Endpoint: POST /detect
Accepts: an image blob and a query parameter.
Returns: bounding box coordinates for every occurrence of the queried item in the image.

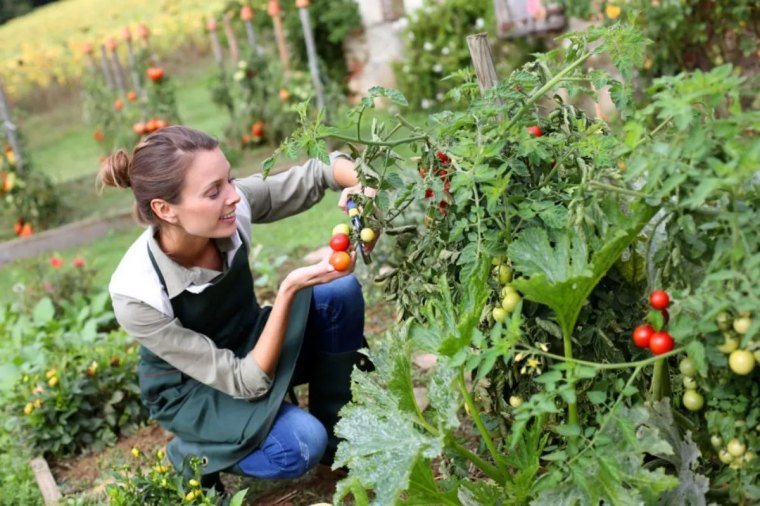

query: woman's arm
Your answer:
[249,253,356,375]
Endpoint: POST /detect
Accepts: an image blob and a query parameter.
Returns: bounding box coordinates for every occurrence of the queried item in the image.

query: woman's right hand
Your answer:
[283,250,357,292]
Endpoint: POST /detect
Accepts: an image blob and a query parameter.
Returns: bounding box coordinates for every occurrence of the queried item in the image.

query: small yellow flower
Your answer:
[188,479,200,488]
[161,478,168,487]
[152,464,170,474]
[605,5,621,19]
[23,403,34,415]
[527,358,541,369]
[514,352,525,363]
[45,368,57,379]
[537,342,549,352]
[131,447,140,458]
[156,449,166,460]
[185,489,201,501]
[47,376,59,388]
[33,399,43,409]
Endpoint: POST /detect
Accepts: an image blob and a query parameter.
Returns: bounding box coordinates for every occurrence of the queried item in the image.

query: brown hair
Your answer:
[98,126,219,226]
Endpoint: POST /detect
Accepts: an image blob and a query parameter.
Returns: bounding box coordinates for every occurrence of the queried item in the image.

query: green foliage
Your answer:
[271,18,759,505]
[393,0,494,111]
[104,454,247,506]
[557,0,759,78]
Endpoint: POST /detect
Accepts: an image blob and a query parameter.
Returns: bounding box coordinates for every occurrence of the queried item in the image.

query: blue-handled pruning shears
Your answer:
[347,198,371,265]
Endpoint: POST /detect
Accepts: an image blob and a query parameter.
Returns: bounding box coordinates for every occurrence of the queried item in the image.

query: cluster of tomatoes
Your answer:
[490,257,522,322]
[678,357,704,411]
[716,310,756,376]
[420,151,452,217]
[631,290,674,355]
[327,219,375,272]
[13,217,33,237]
[132,118,170,136]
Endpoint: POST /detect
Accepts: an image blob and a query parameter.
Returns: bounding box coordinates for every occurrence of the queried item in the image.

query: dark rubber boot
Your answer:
[309,349,360,466]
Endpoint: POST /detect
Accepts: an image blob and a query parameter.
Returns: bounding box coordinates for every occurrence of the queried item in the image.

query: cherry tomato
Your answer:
[679,357,697,377]
[332,223,351,236]
[436,151,450,164]
[501,291,521,313]
[682,376,697,389]
[682,390,704,411]
[733,316,752,335]
[710,434,723,449]
[492,307,507,322]
[719,449,734,464]
[527,125,543,137]
[329,233,350,252]
[649,290,670,310]
[728,350,756,376]
[329,251,351,272]
[649,331,674,355]
[360,228,376,243]
[727,438,746,458]
[498,264,512,285]
[632,325,654,348]
[509,395,523,408]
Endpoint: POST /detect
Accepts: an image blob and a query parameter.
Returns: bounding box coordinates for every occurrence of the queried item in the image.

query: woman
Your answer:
[100,125,375,486]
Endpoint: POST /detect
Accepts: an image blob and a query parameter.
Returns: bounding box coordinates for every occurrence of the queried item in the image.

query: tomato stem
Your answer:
[588,181,648,198]
[322,132,428,147]
[458,369,507,476]
[562,329,580,438]
[516,345,683,370]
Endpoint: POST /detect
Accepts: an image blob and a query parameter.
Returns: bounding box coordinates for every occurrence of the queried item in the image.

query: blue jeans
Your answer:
[237,274,364,479]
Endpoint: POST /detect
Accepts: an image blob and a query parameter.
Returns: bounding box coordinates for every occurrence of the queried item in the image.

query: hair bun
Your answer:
[98,149,132,189]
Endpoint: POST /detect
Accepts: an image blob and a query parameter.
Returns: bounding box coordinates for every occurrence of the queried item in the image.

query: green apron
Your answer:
[138,238,311,475]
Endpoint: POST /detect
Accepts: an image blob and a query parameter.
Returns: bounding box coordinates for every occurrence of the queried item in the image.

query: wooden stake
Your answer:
[466,33,500,94]
[222,12,240,64]
[30,457,61,505]
[0,78,24,175]
[110,48,127,91]
[99,44,115,89]
[268,0,291,75]
[124,38,142,94]
[207,18,224,69]
[297,1,326,113]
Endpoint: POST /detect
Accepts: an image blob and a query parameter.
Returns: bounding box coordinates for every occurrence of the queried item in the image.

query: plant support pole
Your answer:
[297,0,326,115]
[0,79,24,174]
[99,44,115,90]
[222,12,241,64]
[268,0,291,76]
[466,33,503,121]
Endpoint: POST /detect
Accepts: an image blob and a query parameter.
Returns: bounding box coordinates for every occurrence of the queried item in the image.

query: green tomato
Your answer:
[711,434,723,450]
[754,350,760,364]
[682,390,704,411]
[682,376,697,390]
[719,449,734,464]
[728,350,756,376]
[332,223,351,236]
[498,264,513,285]
[733,316,752,335]
[492,307,507,322]
[501,285,517,298]
[509,395,523,408]
[716,311,732,331]
[727,438,746,458]
[679,357,697,377]
[717,335,739,354]
[501,291,521,313]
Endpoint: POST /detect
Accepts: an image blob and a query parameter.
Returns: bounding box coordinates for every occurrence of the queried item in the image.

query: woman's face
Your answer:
[170,148,240,238]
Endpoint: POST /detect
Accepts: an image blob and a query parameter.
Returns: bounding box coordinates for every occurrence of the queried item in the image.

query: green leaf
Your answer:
[510,205,657,339]
[426,362,460,430]
[229,488,248,506]
[400,457,459,505]
[586,390,607,405]
[33,297,55,326]
[555,424,580,437]
[368,86,408,107]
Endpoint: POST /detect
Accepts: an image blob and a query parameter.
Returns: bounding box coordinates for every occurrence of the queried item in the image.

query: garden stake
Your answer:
[241,7,261,55]
[123,35,143,94]
[297,0,326,116]
[206,18,224,70]
[98,44,115,90]
[268,0,291,76]
[222,12,240,64]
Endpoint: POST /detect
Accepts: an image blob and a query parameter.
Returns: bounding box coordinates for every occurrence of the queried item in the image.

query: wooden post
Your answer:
[0,78,24,175]
[207,18,225,69]
[98,44,115,90]
[240,5,261,54]
[123,29,142,94]
[105,38,126,91]
[268,0,291,75]
[296,0,326,113]
[222,12,241,64]
[466,33,500,95]
[30,457,61,505]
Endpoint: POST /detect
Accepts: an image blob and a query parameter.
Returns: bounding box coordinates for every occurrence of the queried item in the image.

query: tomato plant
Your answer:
[267,20,759,506]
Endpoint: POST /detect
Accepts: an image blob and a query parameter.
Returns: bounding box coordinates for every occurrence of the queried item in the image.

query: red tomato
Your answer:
[436,151,450,164]
[649,290,670,310]
[146,67,165,82]
[632,324,654,348]
[329,233,350,252]
[649,331,674,355]
[527,125,543,137]
[329,251,351,271]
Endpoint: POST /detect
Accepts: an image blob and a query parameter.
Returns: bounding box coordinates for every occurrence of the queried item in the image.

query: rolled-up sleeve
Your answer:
[112,293,272,400]
[235,152,348,223]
